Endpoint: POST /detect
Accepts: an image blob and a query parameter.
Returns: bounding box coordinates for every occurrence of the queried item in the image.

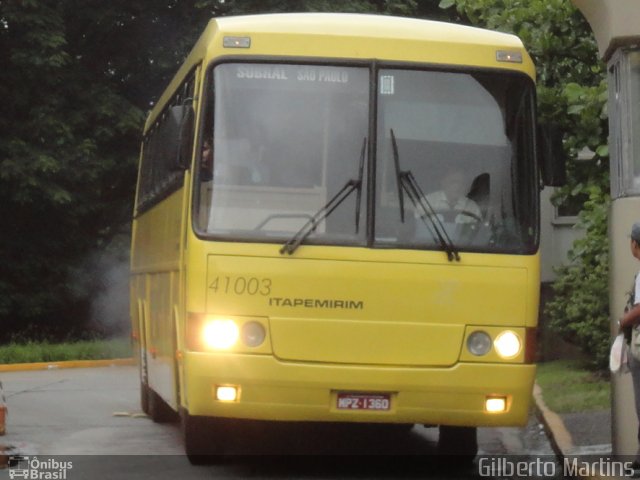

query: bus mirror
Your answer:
[170,104,194,171]
[539,125,566,187]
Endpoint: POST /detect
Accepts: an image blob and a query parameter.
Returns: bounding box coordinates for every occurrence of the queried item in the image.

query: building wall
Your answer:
[539,187,585,283]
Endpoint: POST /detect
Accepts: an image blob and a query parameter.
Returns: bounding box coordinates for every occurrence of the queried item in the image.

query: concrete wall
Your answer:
[539,187,585,283]
[573,0,640,61]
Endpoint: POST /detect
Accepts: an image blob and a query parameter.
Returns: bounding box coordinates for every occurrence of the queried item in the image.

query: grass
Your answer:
[0,337,132,364]
[536,359,610,413]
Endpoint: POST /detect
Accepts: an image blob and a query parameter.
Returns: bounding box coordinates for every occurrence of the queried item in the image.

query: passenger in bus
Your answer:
[200,137,213,181]
[210,138,269,186]
[424,168,482,224]
[618,221,640,471]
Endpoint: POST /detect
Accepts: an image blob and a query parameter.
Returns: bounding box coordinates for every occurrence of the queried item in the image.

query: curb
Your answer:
[533,382,615,480]
[0,358,135,372]
[532,382,574,461]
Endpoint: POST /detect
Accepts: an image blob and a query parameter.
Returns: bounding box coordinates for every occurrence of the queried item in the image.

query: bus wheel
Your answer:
[181,409,226,464]
[437,425,477,461]
[148,389,178,423]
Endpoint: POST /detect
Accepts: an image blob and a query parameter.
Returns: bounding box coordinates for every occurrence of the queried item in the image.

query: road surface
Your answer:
[0,365,559,479]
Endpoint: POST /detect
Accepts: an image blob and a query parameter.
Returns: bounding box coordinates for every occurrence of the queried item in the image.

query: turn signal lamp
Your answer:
[241,321,266,348]
[467,331,492,356]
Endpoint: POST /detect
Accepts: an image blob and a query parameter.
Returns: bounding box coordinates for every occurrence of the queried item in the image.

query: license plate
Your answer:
[336,392,391,411]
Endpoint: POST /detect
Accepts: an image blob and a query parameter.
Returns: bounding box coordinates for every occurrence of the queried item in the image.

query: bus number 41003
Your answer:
[209,276,272,296]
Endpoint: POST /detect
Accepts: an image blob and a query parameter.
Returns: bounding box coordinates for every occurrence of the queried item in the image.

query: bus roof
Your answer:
[214,13,520,44]
[146,13,534,130]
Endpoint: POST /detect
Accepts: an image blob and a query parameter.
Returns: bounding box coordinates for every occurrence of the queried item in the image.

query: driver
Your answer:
[424,168,481,224]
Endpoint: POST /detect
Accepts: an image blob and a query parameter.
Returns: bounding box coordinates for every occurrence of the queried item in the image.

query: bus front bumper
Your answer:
[183,352,535,427]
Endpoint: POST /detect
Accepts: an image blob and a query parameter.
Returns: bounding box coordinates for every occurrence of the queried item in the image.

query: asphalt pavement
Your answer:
[533,381,621,480]
[0,363,562,479]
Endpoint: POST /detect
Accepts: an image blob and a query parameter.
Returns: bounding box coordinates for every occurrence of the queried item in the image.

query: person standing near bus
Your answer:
[619,221,640,471]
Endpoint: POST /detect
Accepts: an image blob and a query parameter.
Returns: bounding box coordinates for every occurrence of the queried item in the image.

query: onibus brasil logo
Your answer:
[8,456,73,479]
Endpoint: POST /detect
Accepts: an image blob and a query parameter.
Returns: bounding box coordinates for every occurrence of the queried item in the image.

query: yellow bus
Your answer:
[130,13,562,460]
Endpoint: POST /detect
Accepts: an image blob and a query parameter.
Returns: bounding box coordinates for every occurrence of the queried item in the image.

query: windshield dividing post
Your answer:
[355,137,367,234]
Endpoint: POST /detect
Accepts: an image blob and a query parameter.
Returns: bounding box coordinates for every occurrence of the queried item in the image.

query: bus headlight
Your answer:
[241,321,266,347]
[203,319,239,350]
[467,331,492,356]
[494,330,521,359]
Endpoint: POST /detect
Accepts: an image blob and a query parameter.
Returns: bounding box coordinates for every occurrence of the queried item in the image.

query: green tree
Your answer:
[439,0,610,368]
[0,0,144,339]
[208,0,416,15]
[545,82,609,370]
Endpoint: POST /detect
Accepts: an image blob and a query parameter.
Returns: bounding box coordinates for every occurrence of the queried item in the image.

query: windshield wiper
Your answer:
[390,129,460,262]
[280,138,367,255]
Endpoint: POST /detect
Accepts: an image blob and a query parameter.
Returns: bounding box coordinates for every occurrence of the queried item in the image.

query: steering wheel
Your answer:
[455,209,483,223]
[432,209,482,223]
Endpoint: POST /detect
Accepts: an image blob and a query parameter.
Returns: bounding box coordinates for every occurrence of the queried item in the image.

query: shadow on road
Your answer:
[218,421,432,455]
[183,422,477,478]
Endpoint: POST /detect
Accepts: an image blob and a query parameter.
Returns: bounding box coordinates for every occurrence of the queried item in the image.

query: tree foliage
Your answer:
[0,1,143,338]
[0,0,450,340]
[440,0,610,368]
[0,0,231,339]
[545,80,610,370]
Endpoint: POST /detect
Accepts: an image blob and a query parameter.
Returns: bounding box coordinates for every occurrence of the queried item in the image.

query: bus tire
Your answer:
[437,425,477,461]
[181,409,226,464]
[148,388,178,423]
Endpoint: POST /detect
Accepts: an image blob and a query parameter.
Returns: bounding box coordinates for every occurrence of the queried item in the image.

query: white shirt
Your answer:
[423,190,482,224]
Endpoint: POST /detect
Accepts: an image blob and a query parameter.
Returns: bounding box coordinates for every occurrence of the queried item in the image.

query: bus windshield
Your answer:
[196,63,369,246]
[195,63,538,255]
[376,69,538,254]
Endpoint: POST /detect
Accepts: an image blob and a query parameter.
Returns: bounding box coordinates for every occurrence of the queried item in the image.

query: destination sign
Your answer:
[235,65,350,84]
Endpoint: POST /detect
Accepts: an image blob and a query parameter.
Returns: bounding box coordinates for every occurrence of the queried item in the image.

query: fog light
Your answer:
[203,319,239,350]
[467,331,492,356]
[241,321,266,347]
[494,331,521,359]
[485,396,507,413]
[216,386,238,402]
